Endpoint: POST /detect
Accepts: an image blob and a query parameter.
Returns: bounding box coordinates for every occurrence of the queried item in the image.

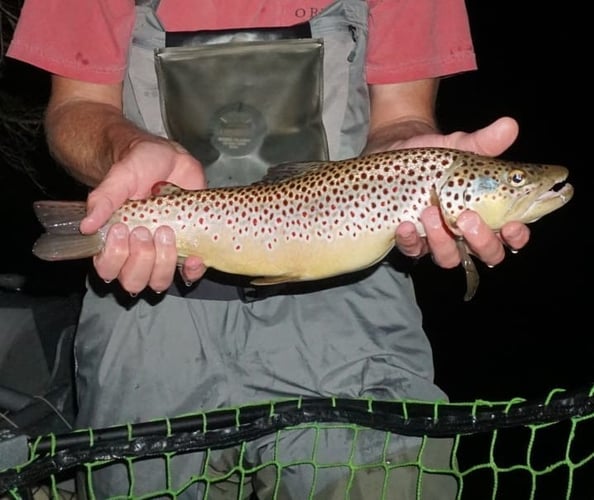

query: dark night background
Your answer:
[2,2,588,401]
[0,1,592,496]
[0,3,590,398]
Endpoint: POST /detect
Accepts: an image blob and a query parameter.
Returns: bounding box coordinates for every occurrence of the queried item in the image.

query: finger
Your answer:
[395,221,427,258]
[421,207,460,268]
[118,226,155,294]
[149,226,178,292]
[93,223,130,282]
[456,211,506,267]
[499,221,530,252]
[180,255,207,285]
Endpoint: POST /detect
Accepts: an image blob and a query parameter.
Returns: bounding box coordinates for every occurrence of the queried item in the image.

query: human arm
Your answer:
[363,80,530,269]
[45,76,208,293]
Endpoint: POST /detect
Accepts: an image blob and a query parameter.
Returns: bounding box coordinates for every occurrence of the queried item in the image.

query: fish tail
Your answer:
[32,201,103,261]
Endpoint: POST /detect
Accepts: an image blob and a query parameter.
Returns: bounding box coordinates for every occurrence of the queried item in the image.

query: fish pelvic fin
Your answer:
[250,274,301,285]
[32,201,103,261]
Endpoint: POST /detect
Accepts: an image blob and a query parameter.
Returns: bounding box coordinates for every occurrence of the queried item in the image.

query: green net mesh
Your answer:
[2,385,593,499]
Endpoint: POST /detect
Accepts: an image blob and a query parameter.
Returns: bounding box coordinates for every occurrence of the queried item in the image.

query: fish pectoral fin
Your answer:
[456,238,480,302]
[250,274,302,286]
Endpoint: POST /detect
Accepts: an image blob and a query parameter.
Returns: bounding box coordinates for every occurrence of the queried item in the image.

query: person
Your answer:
[8,0,530,498]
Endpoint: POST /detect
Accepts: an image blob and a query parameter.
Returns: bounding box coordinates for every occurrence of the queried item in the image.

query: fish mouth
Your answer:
[516,172,574,223]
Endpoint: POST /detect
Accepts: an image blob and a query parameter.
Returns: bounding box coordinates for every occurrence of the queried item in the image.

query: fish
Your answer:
[31,147,574,300]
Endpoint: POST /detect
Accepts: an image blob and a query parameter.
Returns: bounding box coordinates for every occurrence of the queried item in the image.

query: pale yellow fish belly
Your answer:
[176,228,397,283]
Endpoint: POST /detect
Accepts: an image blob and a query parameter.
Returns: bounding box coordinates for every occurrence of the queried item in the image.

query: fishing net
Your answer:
[1,385,593,499]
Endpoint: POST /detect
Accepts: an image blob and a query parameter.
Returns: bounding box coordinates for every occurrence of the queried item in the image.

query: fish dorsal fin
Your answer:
[151,181,184,197]
[257,160,326,184]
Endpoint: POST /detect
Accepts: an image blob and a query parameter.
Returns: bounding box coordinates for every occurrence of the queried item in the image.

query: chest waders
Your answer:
[74,3,454,498]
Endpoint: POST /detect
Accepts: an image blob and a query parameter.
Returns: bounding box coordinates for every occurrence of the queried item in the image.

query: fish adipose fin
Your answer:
[32,201,102,261]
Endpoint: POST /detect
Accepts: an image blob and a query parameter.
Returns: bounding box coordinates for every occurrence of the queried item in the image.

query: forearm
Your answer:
[45,100,158,187]
[363,79,440,154]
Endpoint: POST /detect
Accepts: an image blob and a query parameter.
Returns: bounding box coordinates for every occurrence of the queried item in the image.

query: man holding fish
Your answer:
[8,0,532,497]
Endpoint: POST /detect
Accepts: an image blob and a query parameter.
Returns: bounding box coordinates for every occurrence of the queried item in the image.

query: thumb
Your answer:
[80,193,120,234]
[452,116,520,157]
[79,170,135,234]
[166,154,207,191]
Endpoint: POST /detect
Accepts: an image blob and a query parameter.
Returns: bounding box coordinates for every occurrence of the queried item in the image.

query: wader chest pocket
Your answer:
[155,32,328,188]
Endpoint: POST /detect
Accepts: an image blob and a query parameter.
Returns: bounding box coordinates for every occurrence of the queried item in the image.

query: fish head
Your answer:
[436,154,574,232]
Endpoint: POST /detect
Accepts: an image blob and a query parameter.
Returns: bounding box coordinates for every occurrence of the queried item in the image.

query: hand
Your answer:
[392,116,530,268]
[81,139,208,293]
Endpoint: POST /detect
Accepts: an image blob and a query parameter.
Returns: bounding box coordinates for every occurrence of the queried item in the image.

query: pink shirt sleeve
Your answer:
[7,0,135,84]
[7,0,476,85]
[366,0,477,84]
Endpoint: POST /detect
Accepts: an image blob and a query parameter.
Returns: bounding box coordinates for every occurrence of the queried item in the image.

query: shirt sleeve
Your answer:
[7,0,476,85]
[6,0,135,84]
[366,0,477,84]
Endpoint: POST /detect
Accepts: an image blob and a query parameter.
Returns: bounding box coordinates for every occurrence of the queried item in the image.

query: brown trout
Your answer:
[32,148,573,299]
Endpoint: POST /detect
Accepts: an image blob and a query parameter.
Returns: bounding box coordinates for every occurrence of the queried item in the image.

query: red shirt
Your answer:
[8,0,476,85]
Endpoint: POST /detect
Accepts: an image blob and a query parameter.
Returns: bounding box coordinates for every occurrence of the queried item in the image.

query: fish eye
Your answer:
[507,169,526,186]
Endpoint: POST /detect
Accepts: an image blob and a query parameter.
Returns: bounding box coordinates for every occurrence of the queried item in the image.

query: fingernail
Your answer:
[424,210,442,230]
[457,212,480,236]
[159,230,174,245]
[129,292,137,298]
[104,279,112,284]
[505,225,523,241]
[112,225,127,239]
[399,227,415,240]
[186,263,200,272]
[510,248,519,255]
[134,228,151,241]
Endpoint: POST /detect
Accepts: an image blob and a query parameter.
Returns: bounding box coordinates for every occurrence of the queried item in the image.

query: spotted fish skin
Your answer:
[32,148,573,285]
